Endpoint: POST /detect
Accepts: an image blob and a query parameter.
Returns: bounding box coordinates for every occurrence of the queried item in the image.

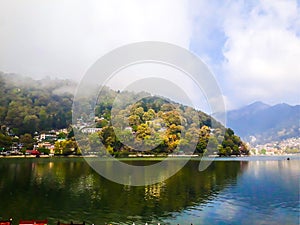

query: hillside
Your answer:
[0,71,75,135]
[226,101,300,144]
[0,72,248,156]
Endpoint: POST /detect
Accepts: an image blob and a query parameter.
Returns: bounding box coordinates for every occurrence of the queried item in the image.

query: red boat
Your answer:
[0,219,12,225]
[19,220,47,225]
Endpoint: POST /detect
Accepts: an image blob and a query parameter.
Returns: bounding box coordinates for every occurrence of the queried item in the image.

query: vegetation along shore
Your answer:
[1,72,249,157]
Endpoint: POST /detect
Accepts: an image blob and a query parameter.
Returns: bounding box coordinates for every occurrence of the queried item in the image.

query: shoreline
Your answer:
[0,153,299,161]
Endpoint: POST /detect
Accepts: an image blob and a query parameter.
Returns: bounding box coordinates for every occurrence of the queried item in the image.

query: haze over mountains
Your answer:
[226,101,300,144]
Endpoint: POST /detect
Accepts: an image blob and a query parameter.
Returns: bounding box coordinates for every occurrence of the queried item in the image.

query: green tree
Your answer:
[54,139,78,155]
[23,115,39,135]
[88,132,101,152]
[20,133,35,149]
[128,115,141,130]
[260,149,266,154]
[0,133,12,150]
[142,109,156,121]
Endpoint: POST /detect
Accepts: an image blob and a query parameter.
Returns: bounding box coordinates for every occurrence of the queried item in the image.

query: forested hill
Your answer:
[0,72,75,135]
[0,72,249,156]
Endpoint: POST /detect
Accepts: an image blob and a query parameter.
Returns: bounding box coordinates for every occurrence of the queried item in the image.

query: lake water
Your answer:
[0,156,299,225]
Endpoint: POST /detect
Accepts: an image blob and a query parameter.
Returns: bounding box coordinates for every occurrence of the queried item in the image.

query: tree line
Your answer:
[77,95,249,156]
[0,72,249,156]
[0,72,73,135]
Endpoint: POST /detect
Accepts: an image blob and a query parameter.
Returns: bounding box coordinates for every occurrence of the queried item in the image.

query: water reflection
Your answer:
[1,158,283,224]
[164,159,300,225]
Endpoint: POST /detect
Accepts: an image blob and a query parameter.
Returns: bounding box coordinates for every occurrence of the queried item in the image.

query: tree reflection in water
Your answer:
[0,158,248,224]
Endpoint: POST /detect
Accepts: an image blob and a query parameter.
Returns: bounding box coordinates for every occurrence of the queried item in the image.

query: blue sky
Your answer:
[188,0,300,109]
[0,0,299,110]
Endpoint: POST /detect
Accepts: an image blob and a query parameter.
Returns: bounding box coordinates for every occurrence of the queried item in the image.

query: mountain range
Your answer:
[225,101,300,144]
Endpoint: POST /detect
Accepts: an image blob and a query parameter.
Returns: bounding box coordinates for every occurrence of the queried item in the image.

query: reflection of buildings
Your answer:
[239,161,249,173]
[29,161,102,199]
[144,182,166,200]
[248,160,300,179]
[30,161,67,188]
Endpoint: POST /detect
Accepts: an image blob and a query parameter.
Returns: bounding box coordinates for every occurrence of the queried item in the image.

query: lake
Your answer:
[0,156,299,225]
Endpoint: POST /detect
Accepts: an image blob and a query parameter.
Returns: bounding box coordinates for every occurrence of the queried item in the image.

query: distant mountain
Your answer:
[225,101,300,144]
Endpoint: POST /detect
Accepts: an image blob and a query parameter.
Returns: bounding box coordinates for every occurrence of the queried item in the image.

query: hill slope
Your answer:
[226,101,300,144]
[0,72,249,156]
[0,72,75,135]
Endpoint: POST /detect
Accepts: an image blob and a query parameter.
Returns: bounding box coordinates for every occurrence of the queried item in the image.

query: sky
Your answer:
[0,0,299,110]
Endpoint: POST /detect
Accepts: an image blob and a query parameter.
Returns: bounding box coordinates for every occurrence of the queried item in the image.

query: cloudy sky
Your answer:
[0,0,299,110]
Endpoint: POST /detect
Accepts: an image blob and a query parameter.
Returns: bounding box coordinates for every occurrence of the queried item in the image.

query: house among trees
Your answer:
[39,132,57,142]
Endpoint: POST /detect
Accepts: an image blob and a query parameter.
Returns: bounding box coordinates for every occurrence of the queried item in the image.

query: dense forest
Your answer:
[0,72,249,156]
[0,72,74,135]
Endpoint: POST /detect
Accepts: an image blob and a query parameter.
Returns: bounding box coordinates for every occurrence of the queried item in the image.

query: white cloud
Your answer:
[221,0,300,107]
[1,0,299,108]
[0,0,192,80]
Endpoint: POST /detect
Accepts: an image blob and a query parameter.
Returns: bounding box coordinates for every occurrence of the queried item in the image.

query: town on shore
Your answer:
[1,127,299,158]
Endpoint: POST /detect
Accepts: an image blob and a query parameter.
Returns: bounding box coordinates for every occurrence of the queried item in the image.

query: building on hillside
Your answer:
[81,127,102,134]
[39,133,57,142]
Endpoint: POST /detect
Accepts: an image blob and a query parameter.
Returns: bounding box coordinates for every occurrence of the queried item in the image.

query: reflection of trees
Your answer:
[0,159,248,224]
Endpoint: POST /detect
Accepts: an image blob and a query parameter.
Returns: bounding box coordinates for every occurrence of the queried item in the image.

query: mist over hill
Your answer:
[0,72,76,135]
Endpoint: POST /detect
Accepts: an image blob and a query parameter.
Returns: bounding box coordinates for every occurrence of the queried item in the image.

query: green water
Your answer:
[0,157,299,224]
